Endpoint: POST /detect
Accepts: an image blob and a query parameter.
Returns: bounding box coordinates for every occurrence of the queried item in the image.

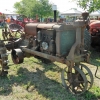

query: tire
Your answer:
[84,29,91,51]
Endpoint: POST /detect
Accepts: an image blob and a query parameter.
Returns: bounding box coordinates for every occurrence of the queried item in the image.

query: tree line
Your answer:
[14,0,100,20]
[14,0,55,20]
[72,0,100,12]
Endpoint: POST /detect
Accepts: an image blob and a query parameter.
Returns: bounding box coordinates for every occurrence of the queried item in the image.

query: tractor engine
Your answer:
[37,29,56,55]
[24,23,76,57]
[23,23,56,55]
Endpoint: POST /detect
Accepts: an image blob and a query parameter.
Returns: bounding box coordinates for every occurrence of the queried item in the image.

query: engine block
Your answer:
[38,29,56,55]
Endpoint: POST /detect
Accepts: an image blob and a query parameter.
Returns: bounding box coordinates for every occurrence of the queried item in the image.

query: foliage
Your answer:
[14,0,54,19]
[71,0,100,12]
[14,0,36,17]
[33,0,53,19]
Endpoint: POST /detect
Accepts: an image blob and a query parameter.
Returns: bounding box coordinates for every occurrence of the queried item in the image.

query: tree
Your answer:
[14,0,54,20]
[72,0,100,12]
[14,0,37,17]
[33,0,53,20]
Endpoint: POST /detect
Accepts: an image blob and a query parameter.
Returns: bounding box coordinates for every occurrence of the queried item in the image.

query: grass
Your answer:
[0,28,100,100]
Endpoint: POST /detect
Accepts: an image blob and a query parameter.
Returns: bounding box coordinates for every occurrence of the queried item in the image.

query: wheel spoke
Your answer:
[85,73,89,75]
[80,83,85,88]
[88,81,91,84]
[79,64,94,90]
[78,85,84,91]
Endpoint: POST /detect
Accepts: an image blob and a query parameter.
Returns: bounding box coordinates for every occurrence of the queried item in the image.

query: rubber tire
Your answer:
[84,29,91,51]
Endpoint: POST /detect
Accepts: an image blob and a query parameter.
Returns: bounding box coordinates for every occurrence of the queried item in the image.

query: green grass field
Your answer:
[0,28,100,100]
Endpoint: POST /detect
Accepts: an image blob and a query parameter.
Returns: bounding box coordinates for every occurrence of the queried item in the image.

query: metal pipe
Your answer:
[54,10,56,22]
[21,47,65,64]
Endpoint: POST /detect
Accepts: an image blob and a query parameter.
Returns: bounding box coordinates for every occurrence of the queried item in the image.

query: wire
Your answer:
[95,66,100,79]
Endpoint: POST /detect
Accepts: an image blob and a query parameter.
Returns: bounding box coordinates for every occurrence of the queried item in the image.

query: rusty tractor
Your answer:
[0,12,94,95]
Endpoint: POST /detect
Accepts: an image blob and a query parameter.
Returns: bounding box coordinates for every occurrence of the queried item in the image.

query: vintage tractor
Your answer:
[0,12,93,95]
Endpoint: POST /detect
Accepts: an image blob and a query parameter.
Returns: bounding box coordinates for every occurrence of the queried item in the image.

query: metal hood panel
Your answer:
[24,23,39,36]
[37,23,56,29]
[53,23,75,31]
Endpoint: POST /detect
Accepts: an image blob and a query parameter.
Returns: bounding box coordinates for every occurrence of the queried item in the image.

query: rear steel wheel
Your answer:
[0,59,8,76]
[61,66,88,95]
[79,64,93,90]
[0,43,9,76]
[11,49,24,64]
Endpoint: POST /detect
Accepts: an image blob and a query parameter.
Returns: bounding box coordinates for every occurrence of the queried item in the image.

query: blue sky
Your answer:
[0,0,82,13]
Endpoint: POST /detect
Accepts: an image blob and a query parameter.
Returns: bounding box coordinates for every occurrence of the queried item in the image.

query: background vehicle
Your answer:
[89,20,100,48]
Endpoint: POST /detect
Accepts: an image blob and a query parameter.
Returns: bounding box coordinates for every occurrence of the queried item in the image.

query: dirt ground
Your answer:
[85,63,100,87]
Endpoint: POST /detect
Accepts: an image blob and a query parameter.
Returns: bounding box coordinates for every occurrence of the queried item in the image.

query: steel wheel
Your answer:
[0,59,8,76]
[79,64,93,90]
[61,66,88,95]
[0,40,9,76]
[11,49,24,64]
[0,47,9,76]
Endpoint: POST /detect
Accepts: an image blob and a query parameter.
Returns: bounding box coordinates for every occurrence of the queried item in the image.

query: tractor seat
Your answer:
[8,23,24,32]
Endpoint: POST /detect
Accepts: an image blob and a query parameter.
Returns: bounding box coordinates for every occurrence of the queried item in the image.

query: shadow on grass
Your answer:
[0,62,98,100]
[31,60,62,73]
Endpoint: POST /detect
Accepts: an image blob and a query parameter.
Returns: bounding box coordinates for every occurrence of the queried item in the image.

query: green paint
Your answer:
[60,30,76,56]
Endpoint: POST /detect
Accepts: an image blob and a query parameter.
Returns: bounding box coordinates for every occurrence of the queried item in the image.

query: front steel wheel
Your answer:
[79,64,93,90]
[61,66,88,95]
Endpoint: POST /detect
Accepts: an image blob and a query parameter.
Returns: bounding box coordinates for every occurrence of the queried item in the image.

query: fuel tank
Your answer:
[24,23,39,36]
